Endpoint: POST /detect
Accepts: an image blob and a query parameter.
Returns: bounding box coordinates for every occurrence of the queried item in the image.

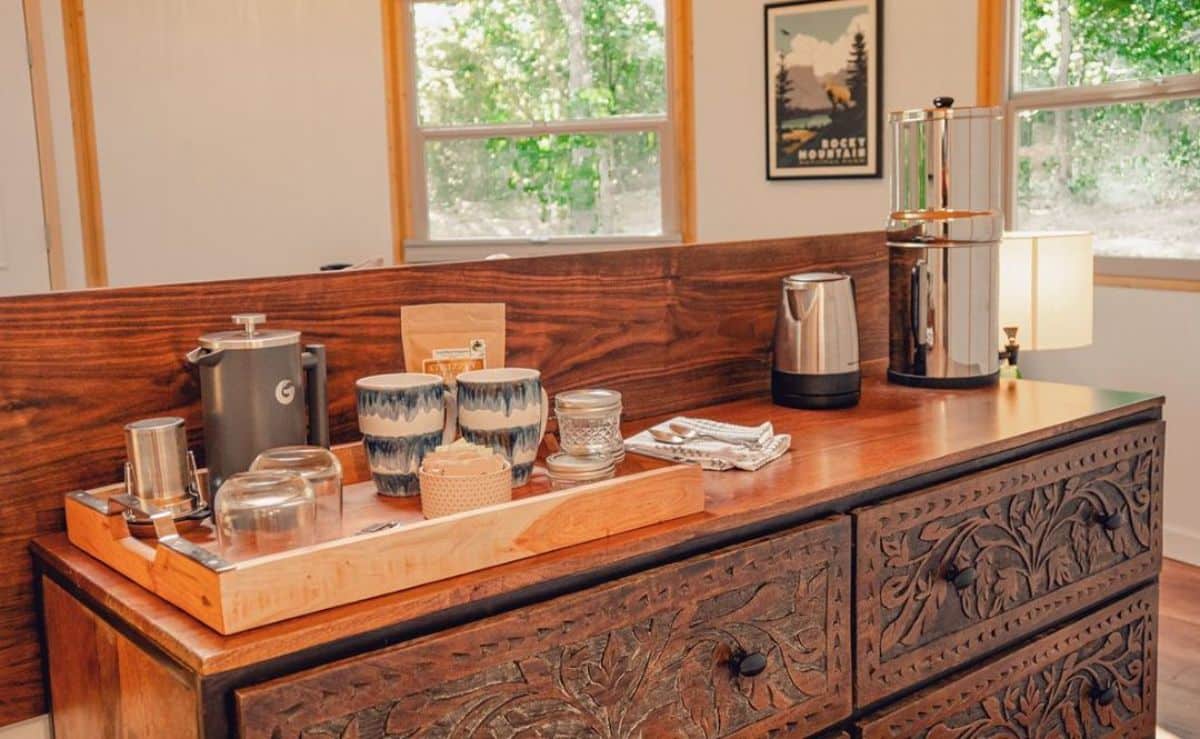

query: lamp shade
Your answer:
[998,231,1094,351]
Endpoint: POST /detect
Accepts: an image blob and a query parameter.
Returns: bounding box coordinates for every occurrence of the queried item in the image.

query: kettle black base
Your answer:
[771,369,861,410]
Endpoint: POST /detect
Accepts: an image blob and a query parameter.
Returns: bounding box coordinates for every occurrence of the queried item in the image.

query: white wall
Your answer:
[0,716,49,739]
[61,0,393,287]
[0,0,52,296]
[692,0,977,241]
[37,0,86,289]
[41,0,977,284]
[1021,287,1200,565]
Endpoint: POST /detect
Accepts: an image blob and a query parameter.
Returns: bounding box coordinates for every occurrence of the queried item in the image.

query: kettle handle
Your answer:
[302,344,331,447]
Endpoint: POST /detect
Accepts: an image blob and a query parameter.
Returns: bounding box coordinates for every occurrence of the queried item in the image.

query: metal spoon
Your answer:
[667,421,762,447]
[649,426,756,448]
[648,427,690,445]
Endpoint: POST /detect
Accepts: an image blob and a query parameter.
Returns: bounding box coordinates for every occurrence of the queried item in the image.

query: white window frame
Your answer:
[1001,1,1200,280]
[402,0,681,262]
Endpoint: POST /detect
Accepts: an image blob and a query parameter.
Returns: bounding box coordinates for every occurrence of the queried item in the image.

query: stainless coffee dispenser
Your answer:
[887,97,1003,388]
[772,273,860,409]
[187,314,329,495]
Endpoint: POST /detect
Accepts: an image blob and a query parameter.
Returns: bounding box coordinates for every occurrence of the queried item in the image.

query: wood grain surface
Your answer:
[1159,558,1200,738]
[42,577,199,739]
[30,368,1161,681]
[0,234,886,722]
[854,421,1164,705]
[857,584,1158,738]
[234,518,852,738]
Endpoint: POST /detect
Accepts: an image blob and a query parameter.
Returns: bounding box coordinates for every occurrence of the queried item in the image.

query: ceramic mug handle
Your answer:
[441,384,458,446]
[537,386,549,450]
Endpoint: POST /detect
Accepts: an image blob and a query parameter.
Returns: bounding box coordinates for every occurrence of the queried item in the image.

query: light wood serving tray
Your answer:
[64,441,705,635]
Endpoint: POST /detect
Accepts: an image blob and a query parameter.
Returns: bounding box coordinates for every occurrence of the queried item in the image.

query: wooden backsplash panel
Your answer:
[0,232,885,724]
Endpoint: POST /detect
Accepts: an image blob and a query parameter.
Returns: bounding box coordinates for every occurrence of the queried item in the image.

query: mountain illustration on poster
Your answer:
[764,0,881,180]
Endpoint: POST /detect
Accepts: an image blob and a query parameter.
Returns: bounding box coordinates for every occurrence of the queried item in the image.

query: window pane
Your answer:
[413,0,666,126]
[425,131,662,239]
[1019,0,1200,90]
[1015,98,1200,259]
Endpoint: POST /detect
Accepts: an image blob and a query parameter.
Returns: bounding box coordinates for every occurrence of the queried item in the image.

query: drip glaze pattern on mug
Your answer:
[510,462,535,486]
[372,471,420,497]
[459,424,543,458]
[362,431,443,473]
[357,384,444,424]
[458,379,542,415]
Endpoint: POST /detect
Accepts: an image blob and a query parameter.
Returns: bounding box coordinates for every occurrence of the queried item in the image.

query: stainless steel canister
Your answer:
[887,97,1003,388]
[123,416,204,518]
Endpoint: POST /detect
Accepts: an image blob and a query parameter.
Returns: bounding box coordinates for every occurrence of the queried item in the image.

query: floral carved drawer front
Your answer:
[237,517,852,739]
[854,422,1163,706]
[858,585,1158,738]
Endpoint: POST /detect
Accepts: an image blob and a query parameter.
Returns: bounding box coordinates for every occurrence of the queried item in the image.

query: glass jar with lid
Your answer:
[554,389,624,463]
[544,452,616,490]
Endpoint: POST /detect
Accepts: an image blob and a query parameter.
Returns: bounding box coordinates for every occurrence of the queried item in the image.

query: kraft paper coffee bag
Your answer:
[401,303,506,384]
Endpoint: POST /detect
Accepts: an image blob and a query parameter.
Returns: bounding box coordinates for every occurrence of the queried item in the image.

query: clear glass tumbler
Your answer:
[250,446,343,541]
[214,471,316,558]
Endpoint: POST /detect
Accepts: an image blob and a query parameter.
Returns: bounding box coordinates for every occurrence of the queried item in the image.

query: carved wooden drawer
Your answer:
[857,584,1158,738]
[854,422,1163,705]
[236,517,852,738]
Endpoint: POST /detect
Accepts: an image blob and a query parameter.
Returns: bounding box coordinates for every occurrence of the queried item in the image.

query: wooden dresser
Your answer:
[33,368,1164,738]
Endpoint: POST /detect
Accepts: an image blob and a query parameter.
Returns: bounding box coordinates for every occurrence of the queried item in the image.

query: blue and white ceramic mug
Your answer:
[356,373,455,497]
[455,368,548,487]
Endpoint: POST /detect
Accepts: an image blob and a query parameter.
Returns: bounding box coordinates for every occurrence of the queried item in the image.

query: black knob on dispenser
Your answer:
[933,96,955,108]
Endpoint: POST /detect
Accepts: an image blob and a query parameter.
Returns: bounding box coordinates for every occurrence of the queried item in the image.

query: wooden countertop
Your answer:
[32,363,1162,676]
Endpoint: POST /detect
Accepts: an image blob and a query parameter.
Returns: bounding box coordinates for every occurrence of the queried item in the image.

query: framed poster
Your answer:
[764,0,882,180]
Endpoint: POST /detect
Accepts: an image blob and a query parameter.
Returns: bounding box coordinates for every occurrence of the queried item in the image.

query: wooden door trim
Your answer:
[21,0,67,289]
[380,0,411,265]
[669,0,696,243]
[976,0,1005,106]
[60,0,107,287]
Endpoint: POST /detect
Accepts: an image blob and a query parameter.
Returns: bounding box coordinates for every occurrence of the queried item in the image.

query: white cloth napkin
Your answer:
[624,416,791,471]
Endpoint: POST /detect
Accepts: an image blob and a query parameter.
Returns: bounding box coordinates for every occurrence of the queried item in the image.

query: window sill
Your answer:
[1095,256,1200,292]
[404,236,682,264]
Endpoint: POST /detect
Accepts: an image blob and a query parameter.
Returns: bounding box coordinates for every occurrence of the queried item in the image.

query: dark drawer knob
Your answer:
[1093,682,1118,706]
[729,650,767,678]
[946,564,977,590]
[1099,509,1125,531]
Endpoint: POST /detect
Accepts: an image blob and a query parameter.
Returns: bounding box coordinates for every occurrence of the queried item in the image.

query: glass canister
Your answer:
[214,470,316,558]
[554,389,624,463]
[544,452,616,490]
[250,445,343,541]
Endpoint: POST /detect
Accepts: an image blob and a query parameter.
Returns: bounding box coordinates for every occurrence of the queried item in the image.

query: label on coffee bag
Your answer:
[422,340,487,383]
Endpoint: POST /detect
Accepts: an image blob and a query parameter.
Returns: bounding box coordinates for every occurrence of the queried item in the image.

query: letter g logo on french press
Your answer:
[275,379,297,405]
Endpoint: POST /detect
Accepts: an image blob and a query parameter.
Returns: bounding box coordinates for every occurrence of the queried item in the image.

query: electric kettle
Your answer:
[187,313,329,495]
[772,273,860,409]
